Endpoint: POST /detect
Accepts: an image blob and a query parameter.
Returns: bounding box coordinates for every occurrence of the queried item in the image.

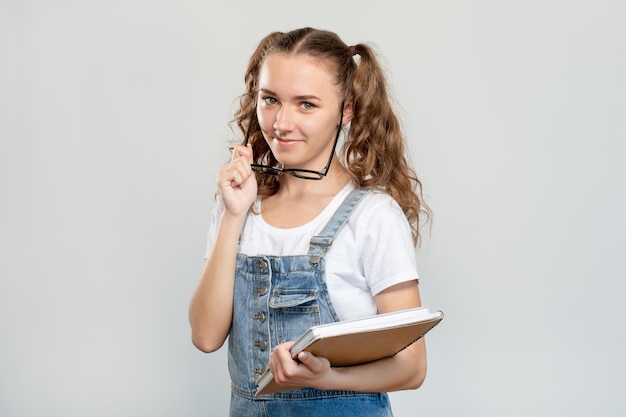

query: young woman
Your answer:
[189,27,431,416]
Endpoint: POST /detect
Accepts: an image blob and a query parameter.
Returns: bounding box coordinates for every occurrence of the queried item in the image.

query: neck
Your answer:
[277,157,352,197]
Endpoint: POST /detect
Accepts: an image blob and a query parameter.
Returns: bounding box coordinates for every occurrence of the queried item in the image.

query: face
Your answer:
[256,54,349,172]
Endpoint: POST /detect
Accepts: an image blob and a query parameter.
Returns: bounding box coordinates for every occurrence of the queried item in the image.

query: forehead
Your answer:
[258,54,341,98]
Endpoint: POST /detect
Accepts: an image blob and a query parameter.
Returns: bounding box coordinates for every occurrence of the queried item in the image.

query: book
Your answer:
[255,306,444,396]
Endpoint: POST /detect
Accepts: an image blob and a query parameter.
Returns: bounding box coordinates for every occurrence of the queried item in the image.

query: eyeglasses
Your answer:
[243,103,345,180]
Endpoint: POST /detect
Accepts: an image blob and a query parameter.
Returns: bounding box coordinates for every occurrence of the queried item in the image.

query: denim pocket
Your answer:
[269,289,321,343]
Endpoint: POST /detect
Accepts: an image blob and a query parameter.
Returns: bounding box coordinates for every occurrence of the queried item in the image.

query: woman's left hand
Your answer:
[269,342,333,390]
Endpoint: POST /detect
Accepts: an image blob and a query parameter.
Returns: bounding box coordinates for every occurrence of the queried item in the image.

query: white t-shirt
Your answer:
[205,182,419,321]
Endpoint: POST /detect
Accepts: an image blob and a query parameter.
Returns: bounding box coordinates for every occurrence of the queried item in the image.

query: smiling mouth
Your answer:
[274,138,301,146]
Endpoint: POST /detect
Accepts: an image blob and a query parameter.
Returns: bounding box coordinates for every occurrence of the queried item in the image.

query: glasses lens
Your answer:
[251,165,325,180]
[288,170,324,180]
[251,165,282,176]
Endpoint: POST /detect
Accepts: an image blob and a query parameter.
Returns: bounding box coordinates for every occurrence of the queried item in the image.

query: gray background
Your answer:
[2,0,625,416]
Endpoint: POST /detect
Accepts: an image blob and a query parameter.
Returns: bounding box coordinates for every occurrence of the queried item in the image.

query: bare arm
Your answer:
[189,145,257,353]
[269,280,428,391]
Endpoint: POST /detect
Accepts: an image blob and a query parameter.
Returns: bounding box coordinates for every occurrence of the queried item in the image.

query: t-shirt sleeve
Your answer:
[358,194,420,295]
[204,195,224,260]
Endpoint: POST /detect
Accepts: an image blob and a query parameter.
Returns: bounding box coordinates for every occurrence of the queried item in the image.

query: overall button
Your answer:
[255,259,268,270]
[256,286,268,296]
[253,312,267,322]
[254,340,268,351]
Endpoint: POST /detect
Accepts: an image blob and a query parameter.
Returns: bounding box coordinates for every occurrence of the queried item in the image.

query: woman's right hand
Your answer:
[217,144,257,216]
[191,144,256,353]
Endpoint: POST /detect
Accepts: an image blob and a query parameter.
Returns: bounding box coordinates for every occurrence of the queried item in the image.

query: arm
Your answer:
[189,145,257,353]
[269,280,428,392]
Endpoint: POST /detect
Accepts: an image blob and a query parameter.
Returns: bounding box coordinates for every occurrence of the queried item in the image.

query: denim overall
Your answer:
[228,188,393,417]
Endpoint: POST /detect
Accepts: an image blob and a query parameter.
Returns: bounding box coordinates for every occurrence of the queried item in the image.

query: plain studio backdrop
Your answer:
[1,1,625,416]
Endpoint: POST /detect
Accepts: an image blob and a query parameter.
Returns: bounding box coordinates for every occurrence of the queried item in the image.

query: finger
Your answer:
[231,144,253,162]
[282,341,296,350]
[218,162,249,188]
[296,351,328,374]
[229,170,244,187]
[272,344,295,368]
[270,345,298,382]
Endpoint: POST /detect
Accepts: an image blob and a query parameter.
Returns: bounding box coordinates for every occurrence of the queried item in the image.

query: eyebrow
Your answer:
[258,88,321,102]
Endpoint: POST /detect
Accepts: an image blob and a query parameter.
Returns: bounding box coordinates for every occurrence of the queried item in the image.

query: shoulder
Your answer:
[342,187,413,248]
[352,188,414,251]
[354,188,407,223]
[331,188,418,296]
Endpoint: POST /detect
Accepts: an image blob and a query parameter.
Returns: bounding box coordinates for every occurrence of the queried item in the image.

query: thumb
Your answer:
[230,144,254,163]
[246,144,254,163]
[297,351,328,374]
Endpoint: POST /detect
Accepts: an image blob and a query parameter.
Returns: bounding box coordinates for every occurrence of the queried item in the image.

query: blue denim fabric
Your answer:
[227,188,394,416]
[230,390,393,417]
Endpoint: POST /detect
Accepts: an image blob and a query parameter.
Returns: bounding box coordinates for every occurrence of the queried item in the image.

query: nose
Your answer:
[272,106,295,136]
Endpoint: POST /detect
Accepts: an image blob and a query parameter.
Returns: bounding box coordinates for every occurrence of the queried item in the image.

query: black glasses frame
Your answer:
[243,103,345,180]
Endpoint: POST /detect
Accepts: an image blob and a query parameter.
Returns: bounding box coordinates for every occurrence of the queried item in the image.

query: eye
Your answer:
[300,102,315,110]
[262,96,278,106]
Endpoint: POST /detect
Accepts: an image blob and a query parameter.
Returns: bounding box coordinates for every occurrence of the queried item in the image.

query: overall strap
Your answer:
[307,188,371,265]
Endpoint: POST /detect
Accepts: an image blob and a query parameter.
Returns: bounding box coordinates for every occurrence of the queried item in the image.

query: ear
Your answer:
[342,97,354,125]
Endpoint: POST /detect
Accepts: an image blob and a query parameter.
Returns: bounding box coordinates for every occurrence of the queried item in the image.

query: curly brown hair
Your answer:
[231,27,431,245]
